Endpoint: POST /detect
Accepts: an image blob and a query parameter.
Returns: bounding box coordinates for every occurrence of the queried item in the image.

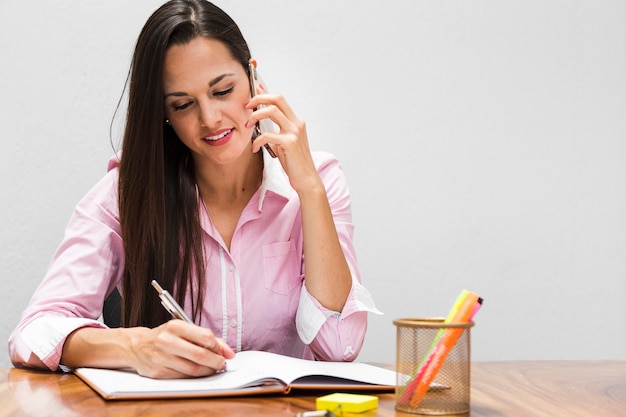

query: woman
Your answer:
[9,0,379,379]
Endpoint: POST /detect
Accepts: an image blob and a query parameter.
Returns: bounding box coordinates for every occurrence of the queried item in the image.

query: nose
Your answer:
[198,98,221,128]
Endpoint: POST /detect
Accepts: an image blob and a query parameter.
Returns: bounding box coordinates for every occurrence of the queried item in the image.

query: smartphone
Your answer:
[248,62,277,158]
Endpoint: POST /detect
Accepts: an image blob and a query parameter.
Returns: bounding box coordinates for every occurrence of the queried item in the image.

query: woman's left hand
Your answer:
[245,87,321,195]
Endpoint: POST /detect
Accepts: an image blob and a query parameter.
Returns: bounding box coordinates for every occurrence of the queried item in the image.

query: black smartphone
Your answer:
[248,61,277,158]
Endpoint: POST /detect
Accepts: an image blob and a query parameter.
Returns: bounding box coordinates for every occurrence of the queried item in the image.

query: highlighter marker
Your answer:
[409,292,480,407]
[398,292,482,406]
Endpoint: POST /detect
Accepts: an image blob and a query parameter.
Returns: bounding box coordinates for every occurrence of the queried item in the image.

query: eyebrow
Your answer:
[164,73,236,98]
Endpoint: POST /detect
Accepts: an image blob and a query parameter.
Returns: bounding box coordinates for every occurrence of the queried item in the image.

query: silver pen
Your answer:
[151,280,192,323]
[151,280,229,373]
[295,411,335,417]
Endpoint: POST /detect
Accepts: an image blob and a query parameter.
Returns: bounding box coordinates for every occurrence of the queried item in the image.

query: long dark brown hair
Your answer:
[118,0,252,328]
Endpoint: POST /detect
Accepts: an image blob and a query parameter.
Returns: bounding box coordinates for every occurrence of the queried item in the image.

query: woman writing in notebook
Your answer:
[9,0,379,379]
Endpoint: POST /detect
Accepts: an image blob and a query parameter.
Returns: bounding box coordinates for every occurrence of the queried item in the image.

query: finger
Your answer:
[161,322,232,374]
[246,104,292,133]
[134,339,220,379]
[251,131,294,155]
[215,338,236,358]
[142,355,218,379]
[169,338,235,377]
[164,320,217,350]
[246,93,298,121]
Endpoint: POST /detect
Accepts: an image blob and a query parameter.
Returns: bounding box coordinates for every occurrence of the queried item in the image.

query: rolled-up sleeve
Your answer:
[296,282,382,361]
[8,166,124,371]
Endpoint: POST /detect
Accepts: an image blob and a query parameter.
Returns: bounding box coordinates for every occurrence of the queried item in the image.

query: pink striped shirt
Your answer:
[8,150,380,371]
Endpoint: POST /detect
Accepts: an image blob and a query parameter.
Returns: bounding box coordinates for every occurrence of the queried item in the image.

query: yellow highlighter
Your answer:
[316,393,379,414]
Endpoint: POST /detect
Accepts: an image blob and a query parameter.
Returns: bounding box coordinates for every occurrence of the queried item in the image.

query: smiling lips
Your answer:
[203,128,233,146]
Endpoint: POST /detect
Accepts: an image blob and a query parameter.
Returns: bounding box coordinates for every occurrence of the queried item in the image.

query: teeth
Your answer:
[205,129,231,141]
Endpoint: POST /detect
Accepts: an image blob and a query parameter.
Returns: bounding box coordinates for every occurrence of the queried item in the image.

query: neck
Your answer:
[195,151,263,204]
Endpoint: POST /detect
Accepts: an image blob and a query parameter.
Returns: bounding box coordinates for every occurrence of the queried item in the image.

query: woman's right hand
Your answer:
[61,322,235,379]
[130,320,235,379]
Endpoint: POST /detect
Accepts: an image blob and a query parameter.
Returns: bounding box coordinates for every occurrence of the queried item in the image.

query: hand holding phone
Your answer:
[248,60,277,158]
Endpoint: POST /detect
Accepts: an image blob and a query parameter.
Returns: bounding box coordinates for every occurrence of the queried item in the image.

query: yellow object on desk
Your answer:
[316,393,378,413]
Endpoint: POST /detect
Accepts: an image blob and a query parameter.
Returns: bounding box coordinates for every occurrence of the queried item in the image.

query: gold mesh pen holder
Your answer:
[394,318,473,415]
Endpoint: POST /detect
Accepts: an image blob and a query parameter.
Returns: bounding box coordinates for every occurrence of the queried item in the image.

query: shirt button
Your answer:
[228,264,235,272]
[230,319,238,327]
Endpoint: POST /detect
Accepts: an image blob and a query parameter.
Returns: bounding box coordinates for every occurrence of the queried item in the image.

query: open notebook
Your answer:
[74,350,397,400]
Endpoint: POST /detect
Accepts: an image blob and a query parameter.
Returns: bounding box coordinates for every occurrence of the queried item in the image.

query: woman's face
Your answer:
[162,36,254,166]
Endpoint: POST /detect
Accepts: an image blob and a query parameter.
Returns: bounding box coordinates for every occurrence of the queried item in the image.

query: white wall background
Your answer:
[1,1,625,367]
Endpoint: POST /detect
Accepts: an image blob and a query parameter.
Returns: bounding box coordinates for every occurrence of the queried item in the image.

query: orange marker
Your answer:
[409,292,480,407]
[398,290,470,404]
[397,291,482,406]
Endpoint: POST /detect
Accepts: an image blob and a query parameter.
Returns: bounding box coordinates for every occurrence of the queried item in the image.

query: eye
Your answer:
[173,101,193,111]
[214,87,234,97]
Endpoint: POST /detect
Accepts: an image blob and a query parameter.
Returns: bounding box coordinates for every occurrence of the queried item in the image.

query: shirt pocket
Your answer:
[262,240,301,295]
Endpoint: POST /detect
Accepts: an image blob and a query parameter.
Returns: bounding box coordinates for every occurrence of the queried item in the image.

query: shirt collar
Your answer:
[258,147,292,210]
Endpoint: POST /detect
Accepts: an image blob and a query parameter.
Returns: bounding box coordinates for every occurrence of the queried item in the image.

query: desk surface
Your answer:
[1,360,625,417]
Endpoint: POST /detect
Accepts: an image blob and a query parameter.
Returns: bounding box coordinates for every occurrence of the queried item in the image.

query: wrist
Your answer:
[295,176,326,202]
[126,326,151,369]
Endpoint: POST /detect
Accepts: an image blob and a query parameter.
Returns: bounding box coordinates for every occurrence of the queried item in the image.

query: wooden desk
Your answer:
[1,361,625,417]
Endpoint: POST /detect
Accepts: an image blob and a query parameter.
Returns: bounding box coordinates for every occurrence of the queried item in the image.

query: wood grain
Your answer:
[1,361,625,417]
[471,361,626,417]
